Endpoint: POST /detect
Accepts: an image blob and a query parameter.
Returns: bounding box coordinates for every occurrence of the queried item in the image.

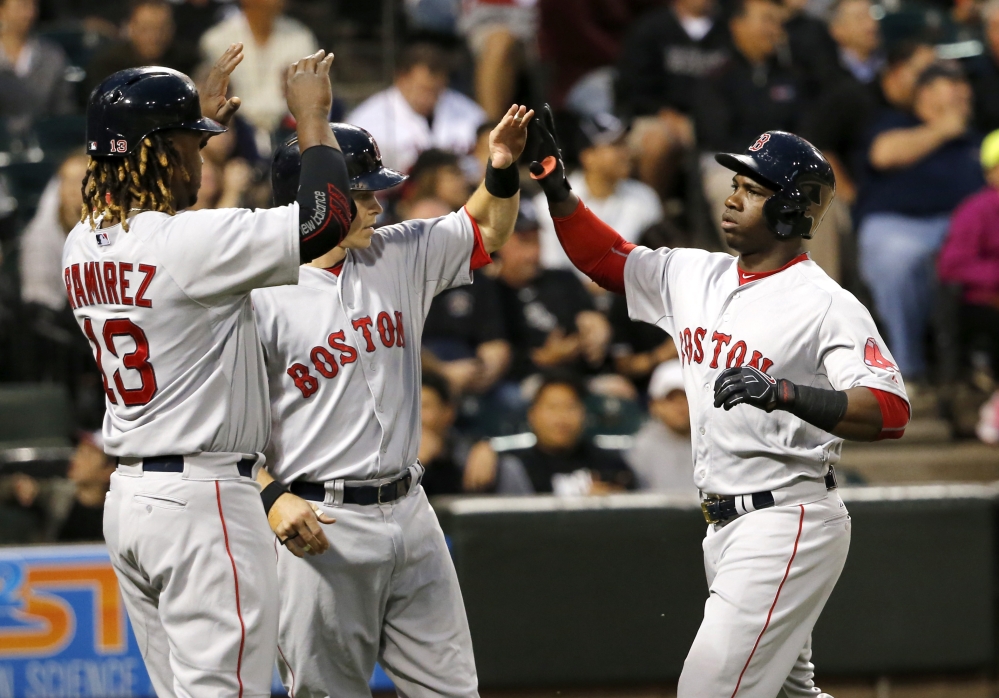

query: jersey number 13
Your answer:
[82,317,158,406]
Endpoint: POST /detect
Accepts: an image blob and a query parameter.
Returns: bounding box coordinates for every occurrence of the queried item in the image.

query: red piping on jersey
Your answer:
[551,199,635,294]
[277,645,297,698]
[737,253,810,286]
[730,504,805,698]
[215,482,246,698]
[868,387,910,440]
[463,207,493,272]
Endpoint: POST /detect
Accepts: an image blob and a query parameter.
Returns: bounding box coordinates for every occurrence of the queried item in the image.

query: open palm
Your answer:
[489,104,535,169]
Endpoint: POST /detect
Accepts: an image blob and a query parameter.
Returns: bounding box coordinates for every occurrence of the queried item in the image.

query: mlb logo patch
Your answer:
[95,232,111,246]
[88,141,98,151]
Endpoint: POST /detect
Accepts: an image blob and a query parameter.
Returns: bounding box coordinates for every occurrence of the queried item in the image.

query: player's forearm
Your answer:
[297,146,352,261]
[829,387,884,441]
[550,198,635,294]
[466,171,520,254]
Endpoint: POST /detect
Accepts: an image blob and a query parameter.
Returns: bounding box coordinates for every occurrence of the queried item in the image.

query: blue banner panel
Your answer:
[0,544,153,698]
[0,545,395,698]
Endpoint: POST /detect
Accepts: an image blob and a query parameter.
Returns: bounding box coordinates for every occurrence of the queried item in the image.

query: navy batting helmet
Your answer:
[271,124,407,206]
[715,131,835,240]
[86,67,225,157]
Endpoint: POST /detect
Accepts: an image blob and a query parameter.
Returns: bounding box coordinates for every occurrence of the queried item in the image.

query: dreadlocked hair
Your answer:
[81,133,189,232]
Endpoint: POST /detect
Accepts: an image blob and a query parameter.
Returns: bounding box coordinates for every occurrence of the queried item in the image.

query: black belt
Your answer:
[701,467,838,525]
[129,455,255,478]
[290,469,416,506]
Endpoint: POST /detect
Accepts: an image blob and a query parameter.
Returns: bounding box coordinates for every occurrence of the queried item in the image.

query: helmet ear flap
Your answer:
[763,189,810,240]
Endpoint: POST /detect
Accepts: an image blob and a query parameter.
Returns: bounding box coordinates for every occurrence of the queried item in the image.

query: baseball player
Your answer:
[63,47,352,697]
[249,106,532,697]
[529,110,910,698]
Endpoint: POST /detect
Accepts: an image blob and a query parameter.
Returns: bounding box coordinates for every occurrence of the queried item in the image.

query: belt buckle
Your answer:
[377,482,388,505]
[700,496,721,525]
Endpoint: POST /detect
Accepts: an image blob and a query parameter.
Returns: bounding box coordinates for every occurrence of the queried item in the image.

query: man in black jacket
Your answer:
[695,0,801,237]
[616,0,730,195]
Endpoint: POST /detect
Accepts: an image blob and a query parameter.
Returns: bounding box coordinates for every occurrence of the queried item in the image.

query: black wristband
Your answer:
[779,382,849,433]
[484,159,520,198]
[260,480,289,516]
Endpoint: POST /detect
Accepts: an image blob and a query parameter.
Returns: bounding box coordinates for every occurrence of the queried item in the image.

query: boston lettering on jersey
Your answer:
[677,326,775,372]
[62,262,156,310]
[287,310,407,398]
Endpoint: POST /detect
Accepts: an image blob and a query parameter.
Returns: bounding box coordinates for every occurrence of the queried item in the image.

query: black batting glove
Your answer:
[713,366,795,412]
[527,104,571,203]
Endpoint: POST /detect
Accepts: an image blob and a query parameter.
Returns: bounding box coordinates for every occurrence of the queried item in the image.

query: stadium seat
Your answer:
[1,159,58,224]
[31,115,86,158]
[0,384,72,448]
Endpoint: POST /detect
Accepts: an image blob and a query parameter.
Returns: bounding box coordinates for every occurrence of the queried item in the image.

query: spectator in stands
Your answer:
[616,0,725,194]
[200,0,318,135]
[459,0,538,122]
[608,295,676,394]
[172,0,230,71]
[780,0,840,101]
[857,61,984,382]
[801,0,898,205]
[57,430,114,541]
[535,113,663,272]
[463,373,635,494]
[965,0,999,134]
[695,0,800,229]
[418,372,467,496]
[0,0,73,124]
[938,129,999,383]
[625,360,695,492]
[400,149,471,216]
[539,0,659,116]
[84,0,193,97]
[348,42,487,173]
[20,152,88,313]
[18,152,105,427]
[0,431,112,544]
[494,200,610,382]
[423,259,510,397]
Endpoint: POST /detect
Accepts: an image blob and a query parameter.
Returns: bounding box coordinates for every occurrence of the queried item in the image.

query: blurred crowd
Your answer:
[3,0,999,541]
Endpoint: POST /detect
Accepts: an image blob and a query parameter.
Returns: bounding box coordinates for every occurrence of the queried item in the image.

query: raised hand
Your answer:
[527,103,571,203]
[489,104,535,170]
[201,43,244,127]
[285,50,335,124]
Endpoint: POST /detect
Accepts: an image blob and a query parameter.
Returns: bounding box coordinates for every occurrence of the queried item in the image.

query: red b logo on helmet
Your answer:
[749,133,771,152]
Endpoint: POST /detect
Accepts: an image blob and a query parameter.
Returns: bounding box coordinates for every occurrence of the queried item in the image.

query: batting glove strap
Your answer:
[713,366,779,412]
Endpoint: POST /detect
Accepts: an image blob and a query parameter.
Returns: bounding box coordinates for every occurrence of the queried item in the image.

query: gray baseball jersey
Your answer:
[61,206,300,457]
[252,208,486,483]
[624,247,907,495]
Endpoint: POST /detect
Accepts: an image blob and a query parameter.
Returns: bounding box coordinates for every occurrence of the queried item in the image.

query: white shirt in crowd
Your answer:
[347,86,486,173]
[21,178,68,311]
[535,171,663,273]
[625,420,696,493]
[200,12,318,133]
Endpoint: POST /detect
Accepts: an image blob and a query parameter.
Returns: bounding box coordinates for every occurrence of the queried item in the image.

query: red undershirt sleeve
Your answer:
[551,200,635,294]
[867,387,910,440]
[464,207,493,272]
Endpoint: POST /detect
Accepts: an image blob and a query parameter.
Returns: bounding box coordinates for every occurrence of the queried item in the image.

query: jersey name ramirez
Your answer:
[676,326,774,372]
[63,261,156,309]
[287,311,407,398]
